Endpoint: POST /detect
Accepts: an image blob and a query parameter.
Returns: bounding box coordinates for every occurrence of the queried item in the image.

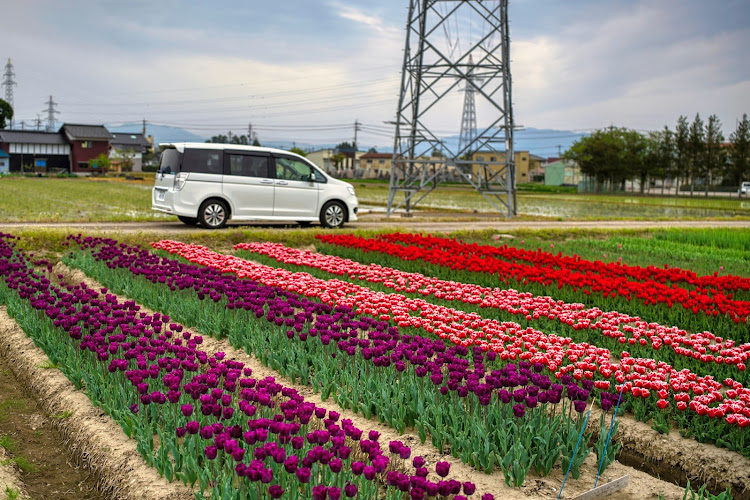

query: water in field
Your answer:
[356,187,750,219]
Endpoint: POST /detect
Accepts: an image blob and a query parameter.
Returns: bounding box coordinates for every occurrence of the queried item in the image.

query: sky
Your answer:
[2,0,749,156]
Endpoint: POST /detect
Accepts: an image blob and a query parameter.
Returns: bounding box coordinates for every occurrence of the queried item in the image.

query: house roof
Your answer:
[111,132,151,151]
[0,130,69,145]
[359,152,392,159]
[61,123,113,141]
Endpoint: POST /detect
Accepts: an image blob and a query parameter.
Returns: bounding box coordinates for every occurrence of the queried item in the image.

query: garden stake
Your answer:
[558,400,595,500]
[594,382,626,488]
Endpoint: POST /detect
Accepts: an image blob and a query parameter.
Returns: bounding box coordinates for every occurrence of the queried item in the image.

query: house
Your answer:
[358,152,393,179]
[0,130,72,173]
[109,132,152,172]
[61,124,113,174]
[466,150,543,184]
[0,150,8,174]
[544,159,581,187]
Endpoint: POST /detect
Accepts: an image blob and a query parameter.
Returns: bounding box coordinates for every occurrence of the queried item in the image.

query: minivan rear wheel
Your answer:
[178,215,199,225]
[199,200,229,229]
[320,201,346,229]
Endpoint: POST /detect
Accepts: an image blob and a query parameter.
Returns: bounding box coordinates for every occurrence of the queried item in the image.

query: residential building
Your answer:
[110,132,152,172]
[0,150,8,173]
[0,130,71,173]
[61,124,113,174]
[544,159,582,187]
[466,150,543,184]
[358,152,392,179]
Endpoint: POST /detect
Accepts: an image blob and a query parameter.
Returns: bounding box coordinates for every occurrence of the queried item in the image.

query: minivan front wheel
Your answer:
[320,201,346,229]
[199,200,229,229]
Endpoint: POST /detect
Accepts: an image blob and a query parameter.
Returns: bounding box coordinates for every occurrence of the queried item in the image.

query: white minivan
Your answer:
[152,143,358,229]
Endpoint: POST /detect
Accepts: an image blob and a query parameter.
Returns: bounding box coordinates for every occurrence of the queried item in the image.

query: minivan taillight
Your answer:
[174,172,189,191]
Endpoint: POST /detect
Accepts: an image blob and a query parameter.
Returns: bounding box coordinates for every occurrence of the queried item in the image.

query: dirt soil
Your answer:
[0,307,194,500]
[55,263,701,500]
[0,350,104,500]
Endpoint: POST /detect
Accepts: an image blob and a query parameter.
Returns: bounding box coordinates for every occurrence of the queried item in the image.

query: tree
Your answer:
[289,146,307,157]
[91,153,111,173]
[655,126,676,195]
[674,116,689,195]
[563,127,647,193]
[703,114,725,196]
[687,113,705,196]
[0,99,13,129]
[206,133,250,145]
[252,137,261,147]
[335,141,354,152]
[728,113,750,187]
[113,148,137,172]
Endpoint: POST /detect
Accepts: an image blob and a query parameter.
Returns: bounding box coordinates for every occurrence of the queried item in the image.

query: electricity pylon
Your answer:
[388,0,516,216]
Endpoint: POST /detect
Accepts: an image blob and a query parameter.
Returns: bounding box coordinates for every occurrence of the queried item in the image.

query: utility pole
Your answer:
[2,59,17,129]
[35,115,42,130]
[43,95,59,132]
[142,118,147,135]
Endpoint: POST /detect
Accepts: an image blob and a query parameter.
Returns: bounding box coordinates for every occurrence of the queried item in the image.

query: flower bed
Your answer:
[60,234,633,486]
[315,233,750,339]
[111,238,750,459]
[234,241,750,386]
[0,233,489,499]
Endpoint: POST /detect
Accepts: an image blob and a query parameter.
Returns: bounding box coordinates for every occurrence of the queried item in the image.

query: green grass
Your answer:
[0,435,17,453]
[0,176,166,222]
[3,174,749,222]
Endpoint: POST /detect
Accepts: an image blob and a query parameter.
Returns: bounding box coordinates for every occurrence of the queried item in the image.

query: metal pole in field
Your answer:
[388,0,516,216]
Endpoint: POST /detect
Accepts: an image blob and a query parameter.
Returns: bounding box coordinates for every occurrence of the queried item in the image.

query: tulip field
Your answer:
[0,227,747,499]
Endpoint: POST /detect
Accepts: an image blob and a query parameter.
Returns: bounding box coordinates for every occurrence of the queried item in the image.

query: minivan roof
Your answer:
[159,142,303,157]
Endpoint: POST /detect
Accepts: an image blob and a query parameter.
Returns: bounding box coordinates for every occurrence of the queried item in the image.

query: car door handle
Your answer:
[260,179,274,184]
[276,181,288,185]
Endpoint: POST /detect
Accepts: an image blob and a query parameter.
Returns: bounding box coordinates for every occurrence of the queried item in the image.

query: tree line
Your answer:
[563,113,750,195]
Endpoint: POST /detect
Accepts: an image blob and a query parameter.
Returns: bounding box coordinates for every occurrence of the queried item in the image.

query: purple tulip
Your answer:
[436,461,450,478]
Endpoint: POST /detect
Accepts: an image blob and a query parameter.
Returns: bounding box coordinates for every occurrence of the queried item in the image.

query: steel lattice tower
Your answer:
[388,0,516,216]
[44,95,59,132]
[2,59,17,129]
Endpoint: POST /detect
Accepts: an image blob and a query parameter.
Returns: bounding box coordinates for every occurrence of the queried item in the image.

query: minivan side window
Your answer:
[227,154,270,178]
[275,156,326,182]
[182,149,222,174]
[275,157,314,181]
[159,148,182,173]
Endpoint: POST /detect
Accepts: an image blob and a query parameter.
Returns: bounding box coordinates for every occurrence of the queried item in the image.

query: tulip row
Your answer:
[63,234,622,484]
[378,232,750,294]
[234,241,749,386]
[124,238,750,457]
[315,234,750,339]
[0,232,489,499]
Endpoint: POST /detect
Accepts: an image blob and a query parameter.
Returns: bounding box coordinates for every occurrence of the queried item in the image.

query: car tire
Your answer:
[320,201,346,229]
[177,216,199,225]
[198,200,229,229]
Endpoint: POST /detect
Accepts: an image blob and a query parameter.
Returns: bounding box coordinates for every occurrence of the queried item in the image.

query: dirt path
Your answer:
[0,216,748,234]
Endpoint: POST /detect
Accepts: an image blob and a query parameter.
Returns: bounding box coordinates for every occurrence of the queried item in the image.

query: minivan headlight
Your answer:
[174,172,189,191]
[347,186,356,196]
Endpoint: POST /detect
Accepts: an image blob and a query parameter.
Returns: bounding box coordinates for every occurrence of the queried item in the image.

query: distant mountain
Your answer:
[107,123,206,146]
